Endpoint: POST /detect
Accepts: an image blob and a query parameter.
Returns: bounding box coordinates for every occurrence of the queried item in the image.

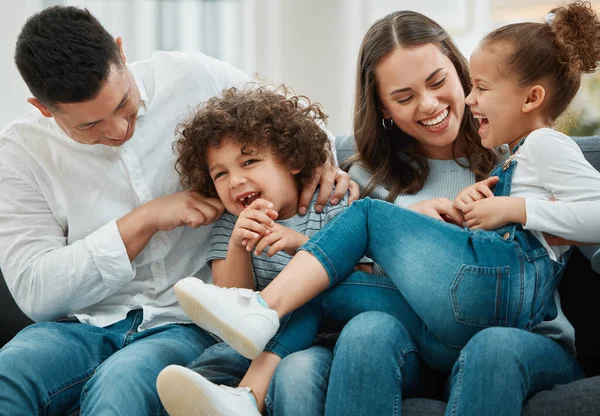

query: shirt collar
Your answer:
[130,65,149,117]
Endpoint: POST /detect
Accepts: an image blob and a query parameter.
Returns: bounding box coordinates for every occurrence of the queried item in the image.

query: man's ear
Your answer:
[522,85,546,113]
[116,36,127,65]
[27,98,53,118]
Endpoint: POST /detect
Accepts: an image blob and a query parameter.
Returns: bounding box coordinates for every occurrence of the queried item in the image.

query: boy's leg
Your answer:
[445,327,584,416]
[266,346,332,416]
[187,342,251,386]
[157,343,260,416]
[0,315,136,416]
[80,319,216,415]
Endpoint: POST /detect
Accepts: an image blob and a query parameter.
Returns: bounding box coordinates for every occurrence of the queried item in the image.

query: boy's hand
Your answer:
[232,199,278,249]
[453,176,499,214]
[253,224,309,257]
[298,162,359,214]
[463,196,525,230]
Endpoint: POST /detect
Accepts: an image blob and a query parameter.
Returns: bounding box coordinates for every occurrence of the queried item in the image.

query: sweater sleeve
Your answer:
[348,163,390,200]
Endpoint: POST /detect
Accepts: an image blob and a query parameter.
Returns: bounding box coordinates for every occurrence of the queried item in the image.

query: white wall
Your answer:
[0,0,41,130]
[0,0,556,135]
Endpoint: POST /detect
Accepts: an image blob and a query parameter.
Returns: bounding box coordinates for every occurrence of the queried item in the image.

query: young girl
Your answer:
[156,86,367,415]
[169,2,600,414]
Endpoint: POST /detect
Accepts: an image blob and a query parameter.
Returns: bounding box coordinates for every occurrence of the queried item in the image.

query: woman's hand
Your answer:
[408,198,465,225]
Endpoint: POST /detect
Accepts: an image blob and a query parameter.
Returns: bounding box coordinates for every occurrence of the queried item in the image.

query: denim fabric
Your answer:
[325,312,435,416]
[266,270,459,367]
[189,342,332,416]
[0,310,216,416]
[268,152,569,372]
[187,342,250,388]
[446,327,584,416]
[267,346,332,416]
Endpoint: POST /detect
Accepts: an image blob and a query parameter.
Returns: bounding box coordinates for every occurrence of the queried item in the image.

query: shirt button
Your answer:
[502,232,510,240]
[498,145,508,154]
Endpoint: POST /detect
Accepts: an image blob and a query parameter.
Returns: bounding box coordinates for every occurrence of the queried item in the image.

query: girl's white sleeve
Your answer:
[524,131,600,242]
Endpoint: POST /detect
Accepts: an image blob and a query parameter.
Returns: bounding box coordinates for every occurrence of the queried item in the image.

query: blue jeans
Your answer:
[268,311,439,416]
[188,341,332,416]
[270,197,566,371]
[0,310,216,416]
[269,317,583,416]
[325,311,435,415]
[446,327,583,416]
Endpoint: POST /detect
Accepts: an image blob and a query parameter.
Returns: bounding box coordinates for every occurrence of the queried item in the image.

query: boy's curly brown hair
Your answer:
[174,85,331,197]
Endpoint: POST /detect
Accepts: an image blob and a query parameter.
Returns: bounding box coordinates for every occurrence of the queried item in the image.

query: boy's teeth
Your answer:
[239,192,260,207]
[421,108,449,126]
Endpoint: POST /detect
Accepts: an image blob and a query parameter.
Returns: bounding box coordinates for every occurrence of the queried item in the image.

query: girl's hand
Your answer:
[253,224,309,257]
[408,198,465,225]
[233,199,278,249]
[453,176,500,214]
[463,196,525,230]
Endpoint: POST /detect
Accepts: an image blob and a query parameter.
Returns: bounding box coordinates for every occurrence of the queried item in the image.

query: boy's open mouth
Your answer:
[238,192,261,208]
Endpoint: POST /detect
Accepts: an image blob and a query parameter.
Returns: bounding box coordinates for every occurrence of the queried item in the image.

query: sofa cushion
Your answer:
[0,268,33,346]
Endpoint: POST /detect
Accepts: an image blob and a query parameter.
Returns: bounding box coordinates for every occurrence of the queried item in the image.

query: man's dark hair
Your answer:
[14,6,123,106]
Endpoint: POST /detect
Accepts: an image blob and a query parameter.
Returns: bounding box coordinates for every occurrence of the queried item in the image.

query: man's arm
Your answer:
[0,164,222,322]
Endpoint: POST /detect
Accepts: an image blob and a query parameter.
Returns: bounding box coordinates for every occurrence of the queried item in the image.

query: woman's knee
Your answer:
[458,327,530,367]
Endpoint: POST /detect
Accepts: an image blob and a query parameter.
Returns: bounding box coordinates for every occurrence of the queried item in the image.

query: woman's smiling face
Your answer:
[376,44,466,159]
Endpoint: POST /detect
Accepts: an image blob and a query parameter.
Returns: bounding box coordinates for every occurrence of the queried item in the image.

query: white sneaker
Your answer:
[157,365,261,416]
[174,277,279,359]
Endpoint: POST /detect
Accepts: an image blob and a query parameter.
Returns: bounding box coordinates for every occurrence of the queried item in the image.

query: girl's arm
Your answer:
[521,130,600,242]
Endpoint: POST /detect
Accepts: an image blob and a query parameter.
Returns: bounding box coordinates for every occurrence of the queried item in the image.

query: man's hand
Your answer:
[252,223,309,257]
[118,190,225,260]
[298,162,359,214]
[232,199,278,249]
[453,176,499,213]
[463,196,525,230]
[408,198,465,226]
[147,191,225,232]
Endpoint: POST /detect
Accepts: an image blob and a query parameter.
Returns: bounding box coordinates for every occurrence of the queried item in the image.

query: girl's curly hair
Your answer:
[174,85,331,197]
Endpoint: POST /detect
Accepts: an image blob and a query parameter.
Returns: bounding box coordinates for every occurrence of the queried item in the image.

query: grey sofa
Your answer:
[1,135,599,415]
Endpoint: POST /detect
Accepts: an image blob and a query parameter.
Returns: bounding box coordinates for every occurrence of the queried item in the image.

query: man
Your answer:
[0,6,354,415]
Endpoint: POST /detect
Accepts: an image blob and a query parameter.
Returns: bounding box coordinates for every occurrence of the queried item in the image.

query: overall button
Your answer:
[502,232,511,240]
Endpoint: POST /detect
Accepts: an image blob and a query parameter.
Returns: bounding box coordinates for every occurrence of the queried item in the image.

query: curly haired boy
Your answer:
[158,86,365,415]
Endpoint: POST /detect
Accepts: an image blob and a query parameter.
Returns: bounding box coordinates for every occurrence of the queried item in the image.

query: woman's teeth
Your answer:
[420,108,449,127]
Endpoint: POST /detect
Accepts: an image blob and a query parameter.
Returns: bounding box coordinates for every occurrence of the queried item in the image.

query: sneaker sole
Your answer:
[157,365,235,416]
[175,280,263,359]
